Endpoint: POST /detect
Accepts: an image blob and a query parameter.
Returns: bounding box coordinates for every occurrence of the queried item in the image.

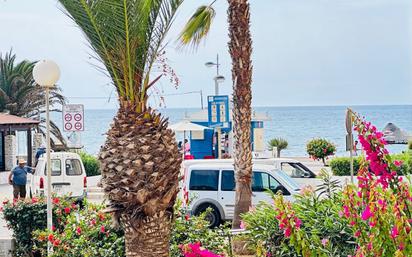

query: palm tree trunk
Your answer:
[228,0,253,229]
[99,103,181,257]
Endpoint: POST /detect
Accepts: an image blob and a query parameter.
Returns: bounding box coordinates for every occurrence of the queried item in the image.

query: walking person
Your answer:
[8,159,35,200]
[184,139,191,156]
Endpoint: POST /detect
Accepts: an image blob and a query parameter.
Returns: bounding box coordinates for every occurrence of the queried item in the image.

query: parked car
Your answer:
[180,160,301,227]
[27,152,87,201]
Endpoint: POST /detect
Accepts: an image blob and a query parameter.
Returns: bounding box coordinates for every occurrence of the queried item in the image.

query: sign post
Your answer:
[63,104,84,149]
[208,96,229,159]
[345,108,354,183]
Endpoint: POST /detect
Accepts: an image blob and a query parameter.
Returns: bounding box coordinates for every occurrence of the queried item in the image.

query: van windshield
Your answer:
[274,170,300,191]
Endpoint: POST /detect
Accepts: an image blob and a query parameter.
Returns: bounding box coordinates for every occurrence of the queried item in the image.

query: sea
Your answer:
[37,105,411,157]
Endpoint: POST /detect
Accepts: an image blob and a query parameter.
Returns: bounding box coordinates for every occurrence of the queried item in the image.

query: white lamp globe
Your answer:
[33,60,60,87]
[215,75,225,83]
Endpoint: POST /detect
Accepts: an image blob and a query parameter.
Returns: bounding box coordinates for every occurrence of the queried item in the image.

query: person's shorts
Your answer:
[13,184,26,199]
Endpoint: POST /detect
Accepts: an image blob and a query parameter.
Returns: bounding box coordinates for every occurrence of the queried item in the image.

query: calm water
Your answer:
[48,105,411,157]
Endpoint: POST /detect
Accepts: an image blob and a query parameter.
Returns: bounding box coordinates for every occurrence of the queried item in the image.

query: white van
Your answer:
[27,152,87,200]
[181,160,300,227]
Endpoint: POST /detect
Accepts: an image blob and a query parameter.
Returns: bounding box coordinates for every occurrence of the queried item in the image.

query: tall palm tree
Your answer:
[179,0,253,229]
[57,1,188,256]
[0,51,67,149]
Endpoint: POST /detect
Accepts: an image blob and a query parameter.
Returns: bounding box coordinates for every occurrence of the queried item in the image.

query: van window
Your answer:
[281,162,309,178]
[189,170,219,191]
[66,159,83,176]
[44,159,62,176]
[252,172,269,192]
[221,170,235,191]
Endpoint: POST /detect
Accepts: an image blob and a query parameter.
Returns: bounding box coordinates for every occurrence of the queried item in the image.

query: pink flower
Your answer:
[393,160,403,167]
[100,225,105,233]
[31,197,39,204]
[284,227,291,237]
[321,238,329,246]
[361,205,373,220]
[240,221,245,229]
[294,217,302,229]
[390,226,399,239]
[354,230,361,237]
[76,227,82,235]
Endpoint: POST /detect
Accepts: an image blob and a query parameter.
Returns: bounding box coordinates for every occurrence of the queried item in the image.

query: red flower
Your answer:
[31,197,39,204]
[98,213,105,221]
[64,207,71,214]
[48,234,54,242]
[3,199,9,205]
[100,225,105,233]
[184,214,190,221]
[90,219,96,226]
[52,198,60,204]
[53,239,61,246]
[76,227,82,235]
[51,225,56,231]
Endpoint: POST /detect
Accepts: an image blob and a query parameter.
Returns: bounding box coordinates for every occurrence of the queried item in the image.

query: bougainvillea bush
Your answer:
[340,113,412,256]
[268,112,412,257]
[306,138,336,165]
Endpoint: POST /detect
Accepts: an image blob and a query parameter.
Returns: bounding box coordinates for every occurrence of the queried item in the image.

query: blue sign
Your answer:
[208,95,230,128]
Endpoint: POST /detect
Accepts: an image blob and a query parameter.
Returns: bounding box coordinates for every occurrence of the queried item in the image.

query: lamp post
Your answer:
[33,60,60,256]
[205,54,225,158]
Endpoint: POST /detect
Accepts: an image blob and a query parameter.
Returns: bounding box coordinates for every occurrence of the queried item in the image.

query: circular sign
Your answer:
[74,113,82,121]
[74,122,83,130]
[64,123,73,131]
[64,114,72,122]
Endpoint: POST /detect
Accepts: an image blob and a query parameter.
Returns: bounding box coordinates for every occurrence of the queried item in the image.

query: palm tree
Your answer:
[57,1,188,256]
[268,138,288,157]
[179,0,253,229]
[0,51,67,149]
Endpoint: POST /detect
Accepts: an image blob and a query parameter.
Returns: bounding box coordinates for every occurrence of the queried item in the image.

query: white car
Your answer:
[181,160,300,227]
[27,152,87,201]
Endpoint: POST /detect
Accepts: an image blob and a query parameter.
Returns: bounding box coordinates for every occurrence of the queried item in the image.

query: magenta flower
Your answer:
[361,205,373,220]
[390,227,399,239]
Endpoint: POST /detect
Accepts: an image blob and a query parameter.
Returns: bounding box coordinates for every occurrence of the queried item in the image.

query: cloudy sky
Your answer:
[1,0,411,109]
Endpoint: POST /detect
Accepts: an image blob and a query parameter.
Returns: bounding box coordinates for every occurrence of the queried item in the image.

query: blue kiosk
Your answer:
[183,101,271,159]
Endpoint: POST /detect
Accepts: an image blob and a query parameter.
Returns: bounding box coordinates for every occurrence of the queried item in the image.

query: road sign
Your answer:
[63,104,84,132]
[208,95,229,128]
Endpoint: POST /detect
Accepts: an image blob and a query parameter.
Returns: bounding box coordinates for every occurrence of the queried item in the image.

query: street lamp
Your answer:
[33,60,60,256]
[205,54,225,95]
[205,54,226,159]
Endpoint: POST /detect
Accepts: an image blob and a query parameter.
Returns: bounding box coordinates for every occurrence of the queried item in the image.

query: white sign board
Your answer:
[63,104,84,132]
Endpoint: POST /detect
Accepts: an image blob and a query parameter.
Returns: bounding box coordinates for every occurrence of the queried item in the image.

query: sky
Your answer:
[1,0,412,109]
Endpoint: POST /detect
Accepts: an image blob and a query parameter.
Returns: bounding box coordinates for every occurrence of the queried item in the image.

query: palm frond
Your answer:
[178,4,216,49]
[58,0,184,112]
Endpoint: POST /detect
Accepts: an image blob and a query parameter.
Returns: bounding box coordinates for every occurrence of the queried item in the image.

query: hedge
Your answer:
[330,151,412,176]
[79,152,101,176]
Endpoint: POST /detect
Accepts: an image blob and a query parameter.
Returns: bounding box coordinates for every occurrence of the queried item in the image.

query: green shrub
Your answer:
[79,152,101,176]
[2,197,77,257]
[3,197,229,257]
[330,157,361,176]
[33,201,124,257]
[170,200,231,257]
[306,138,336,165]
[241,171,355,257]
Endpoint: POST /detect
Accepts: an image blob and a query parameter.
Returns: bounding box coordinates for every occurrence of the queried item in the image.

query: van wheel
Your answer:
[194,204,221,228]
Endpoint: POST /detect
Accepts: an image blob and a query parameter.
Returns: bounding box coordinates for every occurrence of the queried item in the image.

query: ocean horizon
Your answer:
[38,104,412,157]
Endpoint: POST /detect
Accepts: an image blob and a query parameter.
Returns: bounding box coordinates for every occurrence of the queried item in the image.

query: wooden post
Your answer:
[27,128,33,167]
